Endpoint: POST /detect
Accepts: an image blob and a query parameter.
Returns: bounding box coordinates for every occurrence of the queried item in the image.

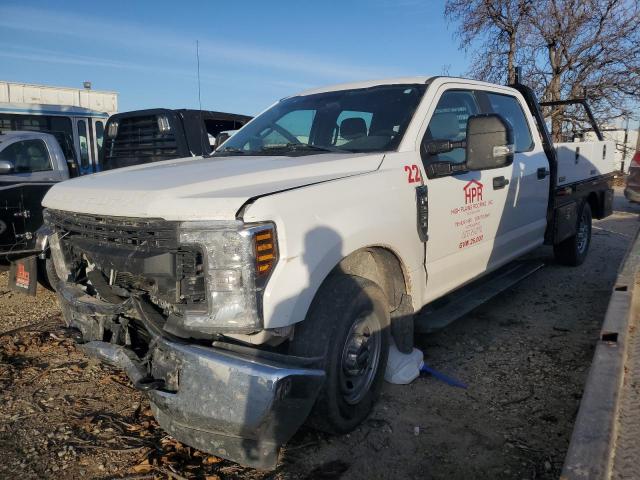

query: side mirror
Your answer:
[465,114,514,171]
[0,160,14,174]
[215,132,231,148]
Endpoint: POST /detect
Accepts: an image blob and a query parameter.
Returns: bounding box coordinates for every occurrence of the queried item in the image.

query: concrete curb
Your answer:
[561,226,640,479]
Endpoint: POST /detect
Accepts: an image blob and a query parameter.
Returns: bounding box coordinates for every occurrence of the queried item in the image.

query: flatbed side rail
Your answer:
[539,98,603,141]
[561,225,640,479]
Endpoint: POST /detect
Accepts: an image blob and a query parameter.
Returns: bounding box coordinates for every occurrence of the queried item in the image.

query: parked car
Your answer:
[101,109,252,170]
[41,76,614,468]
[624,150,640,202]
[0,130,79,291]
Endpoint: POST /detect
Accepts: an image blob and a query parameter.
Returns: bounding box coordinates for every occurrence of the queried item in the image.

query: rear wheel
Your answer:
[289,274,390,434]
[554,201,592,266]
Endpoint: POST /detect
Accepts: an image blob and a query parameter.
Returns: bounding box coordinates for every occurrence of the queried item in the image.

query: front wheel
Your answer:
[289,274,390,434]
[37,257,58,292]
[554,201,592,266]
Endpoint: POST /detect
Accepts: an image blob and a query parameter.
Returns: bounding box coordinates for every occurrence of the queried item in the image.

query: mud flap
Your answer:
[554,201,578,244]
[602,188,614,218]
[8,255,37,296]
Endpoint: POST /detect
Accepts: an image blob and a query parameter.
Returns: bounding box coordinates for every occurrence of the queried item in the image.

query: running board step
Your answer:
[414,260,545,333]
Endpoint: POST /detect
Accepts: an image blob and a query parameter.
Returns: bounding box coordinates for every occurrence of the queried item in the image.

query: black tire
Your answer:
[37,257,58,292]
[554,201,592,266]
[289,274,390,434]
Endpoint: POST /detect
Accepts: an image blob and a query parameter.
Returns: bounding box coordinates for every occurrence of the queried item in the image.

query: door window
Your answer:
[77,120,90,168]
[486,93,534,152]
[95,121,105,160]
[423,90,480,165]
[0,139,51,173]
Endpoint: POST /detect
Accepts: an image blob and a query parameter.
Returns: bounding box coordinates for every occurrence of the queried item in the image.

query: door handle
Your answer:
[537,167,550,179]
[492,176,509,190]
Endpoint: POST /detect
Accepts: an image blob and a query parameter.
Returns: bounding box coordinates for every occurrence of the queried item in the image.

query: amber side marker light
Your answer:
[254,228,277,278]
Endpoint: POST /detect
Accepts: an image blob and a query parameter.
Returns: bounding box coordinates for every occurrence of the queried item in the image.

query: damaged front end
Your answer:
[44,209,324,468]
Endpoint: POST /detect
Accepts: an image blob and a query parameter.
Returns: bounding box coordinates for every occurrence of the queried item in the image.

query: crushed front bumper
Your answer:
[55,281,325,469]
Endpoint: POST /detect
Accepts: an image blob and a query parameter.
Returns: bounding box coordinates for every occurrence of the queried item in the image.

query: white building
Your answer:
[0,81,118,171]
[0,81,118,116]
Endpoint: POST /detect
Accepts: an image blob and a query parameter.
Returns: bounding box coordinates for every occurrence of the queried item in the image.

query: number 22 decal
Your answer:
[404,164,422,183]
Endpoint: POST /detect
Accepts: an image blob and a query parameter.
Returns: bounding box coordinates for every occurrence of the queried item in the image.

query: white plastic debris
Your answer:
[384,340,424,384]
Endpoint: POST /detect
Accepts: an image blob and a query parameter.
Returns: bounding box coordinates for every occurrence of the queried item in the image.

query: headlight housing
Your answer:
[175,220,278,335]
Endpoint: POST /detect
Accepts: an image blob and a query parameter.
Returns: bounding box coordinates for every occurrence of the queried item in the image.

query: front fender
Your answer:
[242,167,425,329]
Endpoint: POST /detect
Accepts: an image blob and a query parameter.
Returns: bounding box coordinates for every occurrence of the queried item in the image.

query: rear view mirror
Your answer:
[0,160,14,174]
[466,114,514,171]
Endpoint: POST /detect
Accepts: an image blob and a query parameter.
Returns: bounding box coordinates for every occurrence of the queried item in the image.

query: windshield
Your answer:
[214,84,427,157]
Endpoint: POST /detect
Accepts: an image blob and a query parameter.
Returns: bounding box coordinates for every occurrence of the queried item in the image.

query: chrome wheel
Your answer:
[576,209,590,254]
[339,311,382,405]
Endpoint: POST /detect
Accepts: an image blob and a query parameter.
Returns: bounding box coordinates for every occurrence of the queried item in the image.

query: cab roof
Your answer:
[292,76,433,97]
[289,76,520,98]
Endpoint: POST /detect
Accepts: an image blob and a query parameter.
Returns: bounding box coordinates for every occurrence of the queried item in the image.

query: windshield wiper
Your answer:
[209,146,248,157]
[259,143,347,154]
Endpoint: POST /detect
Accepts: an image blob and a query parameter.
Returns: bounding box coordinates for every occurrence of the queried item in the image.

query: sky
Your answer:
[0,0,469,116]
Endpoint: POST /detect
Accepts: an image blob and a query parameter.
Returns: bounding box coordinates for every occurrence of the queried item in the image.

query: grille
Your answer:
[46,210,178,250]
[103,115,179,164]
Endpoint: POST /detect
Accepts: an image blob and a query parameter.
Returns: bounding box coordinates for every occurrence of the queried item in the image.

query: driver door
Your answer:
[419,87,516,302]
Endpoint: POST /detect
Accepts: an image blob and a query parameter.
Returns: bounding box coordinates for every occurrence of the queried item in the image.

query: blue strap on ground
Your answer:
[420,362,468,389]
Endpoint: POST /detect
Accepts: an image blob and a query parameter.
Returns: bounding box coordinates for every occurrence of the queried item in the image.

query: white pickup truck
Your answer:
[41,76,614,468]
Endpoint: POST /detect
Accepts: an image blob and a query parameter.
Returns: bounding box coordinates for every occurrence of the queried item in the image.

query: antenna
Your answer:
[514,66,521,85]
[196,40,203,111]
[196,40,206,156]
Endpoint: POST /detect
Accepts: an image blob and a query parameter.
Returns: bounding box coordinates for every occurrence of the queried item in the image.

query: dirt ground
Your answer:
[1,189,638,480]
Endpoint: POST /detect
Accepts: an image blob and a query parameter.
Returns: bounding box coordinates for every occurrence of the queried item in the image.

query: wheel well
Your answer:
[335,247,409,311]
[334,247,415,353]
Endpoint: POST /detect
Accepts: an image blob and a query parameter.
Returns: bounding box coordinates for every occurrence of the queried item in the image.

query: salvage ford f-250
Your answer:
[41,76,614,468]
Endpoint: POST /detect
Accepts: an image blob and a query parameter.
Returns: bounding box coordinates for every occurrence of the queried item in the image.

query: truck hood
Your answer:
[42,153,384,220]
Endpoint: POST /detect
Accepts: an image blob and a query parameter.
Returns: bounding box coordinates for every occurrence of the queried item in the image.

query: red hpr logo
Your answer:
[16,263,30,289]
[463,179,483,204]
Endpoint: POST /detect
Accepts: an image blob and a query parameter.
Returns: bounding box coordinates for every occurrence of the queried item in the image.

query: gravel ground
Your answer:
[1,188,638,480]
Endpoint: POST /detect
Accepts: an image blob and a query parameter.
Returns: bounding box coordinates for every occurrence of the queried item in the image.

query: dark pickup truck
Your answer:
[101,108,252,170]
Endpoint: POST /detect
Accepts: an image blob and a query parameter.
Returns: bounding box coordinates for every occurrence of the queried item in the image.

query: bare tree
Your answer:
[445,0,640,140]
[445,0,532,84]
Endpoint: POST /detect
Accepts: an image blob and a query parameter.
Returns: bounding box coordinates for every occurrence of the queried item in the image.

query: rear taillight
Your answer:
[107,121,119,138]
[632,151,640,168]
